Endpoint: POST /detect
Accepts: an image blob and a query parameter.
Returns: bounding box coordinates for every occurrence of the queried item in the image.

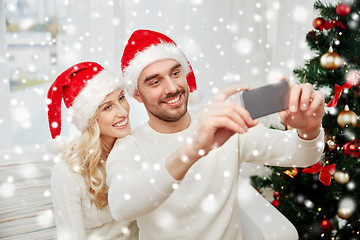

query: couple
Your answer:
[48,29,325,240]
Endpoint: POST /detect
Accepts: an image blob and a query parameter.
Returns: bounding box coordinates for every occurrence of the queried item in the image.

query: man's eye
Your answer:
[150,80,160,86]
[173,70,181,77]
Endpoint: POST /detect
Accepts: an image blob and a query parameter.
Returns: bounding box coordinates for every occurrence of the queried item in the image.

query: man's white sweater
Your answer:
[106,113,324,240]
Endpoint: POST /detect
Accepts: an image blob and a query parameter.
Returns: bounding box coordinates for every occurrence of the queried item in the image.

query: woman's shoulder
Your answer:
[51,161,83,185]
[52,161,71,176]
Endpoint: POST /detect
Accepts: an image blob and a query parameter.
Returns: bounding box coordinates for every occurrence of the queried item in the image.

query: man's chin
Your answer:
[155,108,187,122]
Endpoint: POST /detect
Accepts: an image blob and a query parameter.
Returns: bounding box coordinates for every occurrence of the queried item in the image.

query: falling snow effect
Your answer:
[2,0,322,238]
[0,145,56,237]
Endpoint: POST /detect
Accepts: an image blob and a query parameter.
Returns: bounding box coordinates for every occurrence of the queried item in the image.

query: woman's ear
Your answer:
[133,89,143,103]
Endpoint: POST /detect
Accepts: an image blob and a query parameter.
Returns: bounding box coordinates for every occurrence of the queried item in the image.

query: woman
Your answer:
[47,62,138,239]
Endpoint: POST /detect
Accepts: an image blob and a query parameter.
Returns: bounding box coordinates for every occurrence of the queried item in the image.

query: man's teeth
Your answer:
[114,118,128,127]
[165,95,180,104]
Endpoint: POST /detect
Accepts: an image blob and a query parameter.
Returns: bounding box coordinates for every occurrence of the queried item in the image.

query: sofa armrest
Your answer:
[238,172,298,240]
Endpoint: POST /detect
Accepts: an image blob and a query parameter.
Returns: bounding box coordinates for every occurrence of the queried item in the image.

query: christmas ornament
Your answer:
[320,47,341,70]
[346,70,360,85]
[313,17,326,30]
[271,199,279,207]
[328,72,359,107]
[327,82,353,107]
[326,139,336,150]
[336,3,351,17]
[302,161,336,186]
[283,168,300,179]
[337,197,356,220]
[334,171,350,184]
[343,140,360,158]
[337,105,358,128]
[312,18,347,31]
[320,219,332,232]
[306,31,318,42]
[273,191,281,199]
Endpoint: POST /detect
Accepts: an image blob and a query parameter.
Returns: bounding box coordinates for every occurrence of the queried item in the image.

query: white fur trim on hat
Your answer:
[123,43,190,96]
[69,70,123,132]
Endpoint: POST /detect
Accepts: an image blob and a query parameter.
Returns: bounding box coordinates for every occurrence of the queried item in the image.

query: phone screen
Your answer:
[239,81,290,119]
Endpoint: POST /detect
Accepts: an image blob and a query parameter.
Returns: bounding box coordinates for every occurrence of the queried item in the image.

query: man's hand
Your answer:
[191,84,258,157]
[279,82,325,140]
[166,84,258,180]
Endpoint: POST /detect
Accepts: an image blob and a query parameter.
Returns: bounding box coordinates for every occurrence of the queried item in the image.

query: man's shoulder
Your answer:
[112,124,148,150]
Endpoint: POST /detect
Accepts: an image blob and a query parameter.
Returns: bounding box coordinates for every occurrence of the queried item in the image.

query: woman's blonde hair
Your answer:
[63,108,110,209]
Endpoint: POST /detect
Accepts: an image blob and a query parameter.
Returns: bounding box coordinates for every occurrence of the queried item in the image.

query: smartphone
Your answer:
[239,81,290,119]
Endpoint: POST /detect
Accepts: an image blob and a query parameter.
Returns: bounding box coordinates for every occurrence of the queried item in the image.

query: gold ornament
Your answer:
[334,171,350,184]
[337,105,358,128]
[327,139,336,150]
[320,47,341,70]
[337,197,356,220]
[283,168,299,179]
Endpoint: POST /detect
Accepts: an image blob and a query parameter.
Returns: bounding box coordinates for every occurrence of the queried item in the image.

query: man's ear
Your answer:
[133,89,143,103]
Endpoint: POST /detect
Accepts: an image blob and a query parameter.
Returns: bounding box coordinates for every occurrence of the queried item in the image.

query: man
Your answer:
[106,29,325,239]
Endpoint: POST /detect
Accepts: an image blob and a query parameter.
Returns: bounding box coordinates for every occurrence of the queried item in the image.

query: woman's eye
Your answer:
[119,95,125,101]
[103,105,111,111]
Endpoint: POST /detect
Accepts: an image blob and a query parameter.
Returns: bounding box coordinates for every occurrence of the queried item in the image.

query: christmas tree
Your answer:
[250,1,360,239]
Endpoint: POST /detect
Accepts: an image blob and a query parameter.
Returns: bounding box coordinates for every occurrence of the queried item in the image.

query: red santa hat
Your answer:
[47,62,123,139]
[121,29,197,96]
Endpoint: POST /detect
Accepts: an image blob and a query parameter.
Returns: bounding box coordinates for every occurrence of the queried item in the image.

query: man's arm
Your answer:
[239,123,324,167]
[106,136,180,221]
[239,81,325,167]
[107,84,258,221]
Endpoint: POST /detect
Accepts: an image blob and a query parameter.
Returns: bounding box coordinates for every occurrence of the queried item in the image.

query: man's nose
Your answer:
[163,76,177,94]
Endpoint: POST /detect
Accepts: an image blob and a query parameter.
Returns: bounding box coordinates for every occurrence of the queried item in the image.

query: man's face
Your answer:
[134,59,189,123]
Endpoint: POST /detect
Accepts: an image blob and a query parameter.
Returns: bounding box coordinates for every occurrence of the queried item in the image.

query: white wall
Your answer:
[2,0,319,146]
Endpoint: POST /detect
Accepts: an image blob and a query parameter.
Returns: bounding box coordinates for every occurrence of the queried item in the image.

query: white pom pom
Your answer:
[45,136,68,155]
[189,91,203,106]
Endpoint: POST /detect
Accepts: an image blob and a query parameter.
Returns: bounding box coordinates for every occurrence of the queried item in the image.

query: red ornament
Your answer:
[336,3,351,17]
[271,199,280,207]
[343,140,360,158]
[346,70,360,86]
[302,162,336,186]
[313,17,326,30]
[321,219,332,232]
[273,191,280,199]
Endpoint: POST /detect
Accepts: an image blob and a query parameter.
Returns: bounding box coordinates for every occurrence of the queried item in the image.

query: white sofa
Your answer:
[0,146,298,239]
[238,162,299,240]
[0,145,56,239]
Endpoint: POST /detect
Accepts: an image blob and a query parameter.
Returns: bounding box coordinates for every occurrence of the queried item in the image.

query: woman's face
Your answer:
[97,89,131,146]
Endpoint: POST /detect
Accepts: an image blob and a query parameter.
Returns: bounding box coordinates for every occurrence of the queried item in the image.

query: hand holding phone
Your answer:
[239,81,290,119]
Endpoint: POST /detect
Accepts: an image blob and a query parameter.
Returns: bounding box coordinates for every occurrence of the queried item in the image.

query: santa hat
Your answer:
[121,29,197,96]
[47,62,123,139]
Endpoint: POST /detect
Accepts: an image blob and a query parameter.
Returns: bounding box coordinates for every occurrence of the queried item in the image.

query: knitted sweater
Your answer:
[51,162,138,240]
[106,114,324,240]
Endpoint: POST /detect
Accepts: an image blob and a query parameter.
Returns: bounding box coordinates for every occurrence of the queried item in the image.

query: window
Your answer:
[5,0,58,92]
[4,0,60,145]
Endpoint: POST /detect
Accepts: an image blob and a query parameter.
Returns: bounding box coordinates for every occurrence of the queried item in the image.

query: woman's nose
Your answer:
[115,104,128,117]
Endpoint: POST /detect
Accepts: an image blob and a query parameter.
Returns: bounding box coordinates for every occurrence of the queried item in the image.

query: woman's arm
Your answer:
[51,163,87,240]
